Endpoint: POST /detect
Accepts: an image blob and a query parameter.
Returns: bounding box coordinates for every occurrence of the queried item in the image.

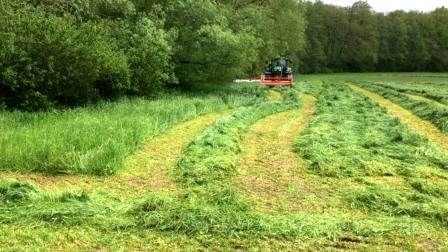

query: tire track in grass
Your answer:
[236,93,316,212]
[0,111,231,197]
[350,84,448,151]
[267,90,283,102]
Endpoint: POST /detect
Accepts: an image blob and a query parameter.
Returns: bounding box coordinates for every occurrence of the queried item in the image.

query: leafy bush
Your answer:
[0,3,130,110]
[0,1,176,110]
[347,185,448,226]
[166,0,262,84]
[113,18,176,96]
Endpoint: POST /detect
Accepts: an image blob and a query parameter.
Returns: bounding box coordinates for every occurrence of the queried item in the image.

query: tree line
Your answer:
[0,0,447,110]
[0,0,305,110]
[301,1,448,73]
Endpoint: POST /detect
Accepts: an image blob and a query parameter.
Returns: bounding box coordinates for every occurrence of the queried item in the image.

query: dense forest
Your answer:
[301,1,448,73]
[0,0,447,110]
[0,0,305,110]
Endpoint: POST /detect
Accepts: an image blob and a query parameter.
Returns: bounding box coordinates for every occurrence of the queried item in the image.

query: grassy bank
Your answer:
[0,84,263,175]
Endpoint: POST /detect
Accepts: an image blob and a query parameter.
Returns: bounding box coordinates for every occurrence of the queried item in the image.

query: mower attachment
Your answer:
[260,75,293,87]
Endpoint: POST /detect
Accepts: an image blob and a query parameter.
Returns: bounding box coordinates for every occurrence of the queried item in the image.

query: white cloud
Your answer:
[312,0,448,13]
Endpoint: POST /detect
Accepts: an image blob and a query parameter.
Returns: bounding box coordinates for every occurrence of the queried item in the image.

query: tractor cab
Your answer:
[265,58,292,77]
[261,57,293,87]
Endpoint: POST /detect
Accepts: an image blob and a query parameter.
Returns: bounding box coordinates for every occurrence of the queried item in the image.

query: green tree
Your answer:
[429,8,448,71]
[343,1,379,71]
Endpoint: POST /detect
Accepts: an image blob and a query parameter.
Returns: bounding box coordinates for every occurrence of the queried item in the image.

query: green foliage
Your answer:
[0,0,307,110]
[301,2,448,73]
[2,0,448,111]
[0,2,130,110]
[164,0,302,83]
[113,18,175,95]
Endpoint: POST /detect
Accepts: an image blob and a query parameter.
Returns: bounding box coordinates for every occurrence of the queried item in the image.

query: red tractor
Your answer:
[260,57,293,87]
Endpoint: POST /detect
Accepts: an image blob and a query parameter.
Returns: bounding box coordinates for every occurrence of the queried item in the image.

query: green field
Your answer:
[1,73,448,250]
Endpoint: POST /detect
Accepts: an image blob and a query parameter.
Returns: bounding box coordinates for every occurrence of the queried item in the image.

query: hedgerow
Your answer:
[0,0,307,111]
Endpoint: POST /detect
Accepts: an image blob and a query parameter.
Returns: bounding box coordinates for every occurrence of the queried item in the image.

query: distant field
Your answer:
[1,74,448,251]
[301,72,448,84]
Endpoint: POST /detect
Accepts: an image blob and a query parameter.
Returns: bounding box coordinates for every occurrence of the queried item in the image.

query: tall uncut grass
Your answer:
[0,84,262,175]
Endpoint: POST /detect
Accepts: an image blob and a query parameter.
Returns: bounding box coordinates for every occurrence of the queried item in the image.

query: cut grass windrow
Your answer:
[132,88,302,234]
[351,84,448,150]
[353,82,448,134]
[295,81,448,227]
[131,86,448,243]
[2,89,303,243]
[236,93,317,213]
[372,81,448,105]
[407,94,448,109]
[0,110,231,197]
[297,82,447,177]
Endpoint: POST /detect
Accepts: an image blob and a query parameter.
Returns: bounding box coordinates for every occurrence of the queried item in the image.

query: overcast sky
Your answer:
[313,0,447,13]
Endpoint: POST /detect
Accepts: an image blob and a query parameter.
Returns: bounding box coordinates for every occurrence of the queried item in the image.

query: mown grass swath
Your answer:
[0,84,261,175]
[296,81,447,177]
[4,176,430,247]
[0,88,359,240]
[347,183,448,226]
[132,85,447,239]
[0,179,113,226]
[301,73,448,86]
[132,88,302,235]
[355,82,448,133]
[295,81,448,226]
[373,81,448,105]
